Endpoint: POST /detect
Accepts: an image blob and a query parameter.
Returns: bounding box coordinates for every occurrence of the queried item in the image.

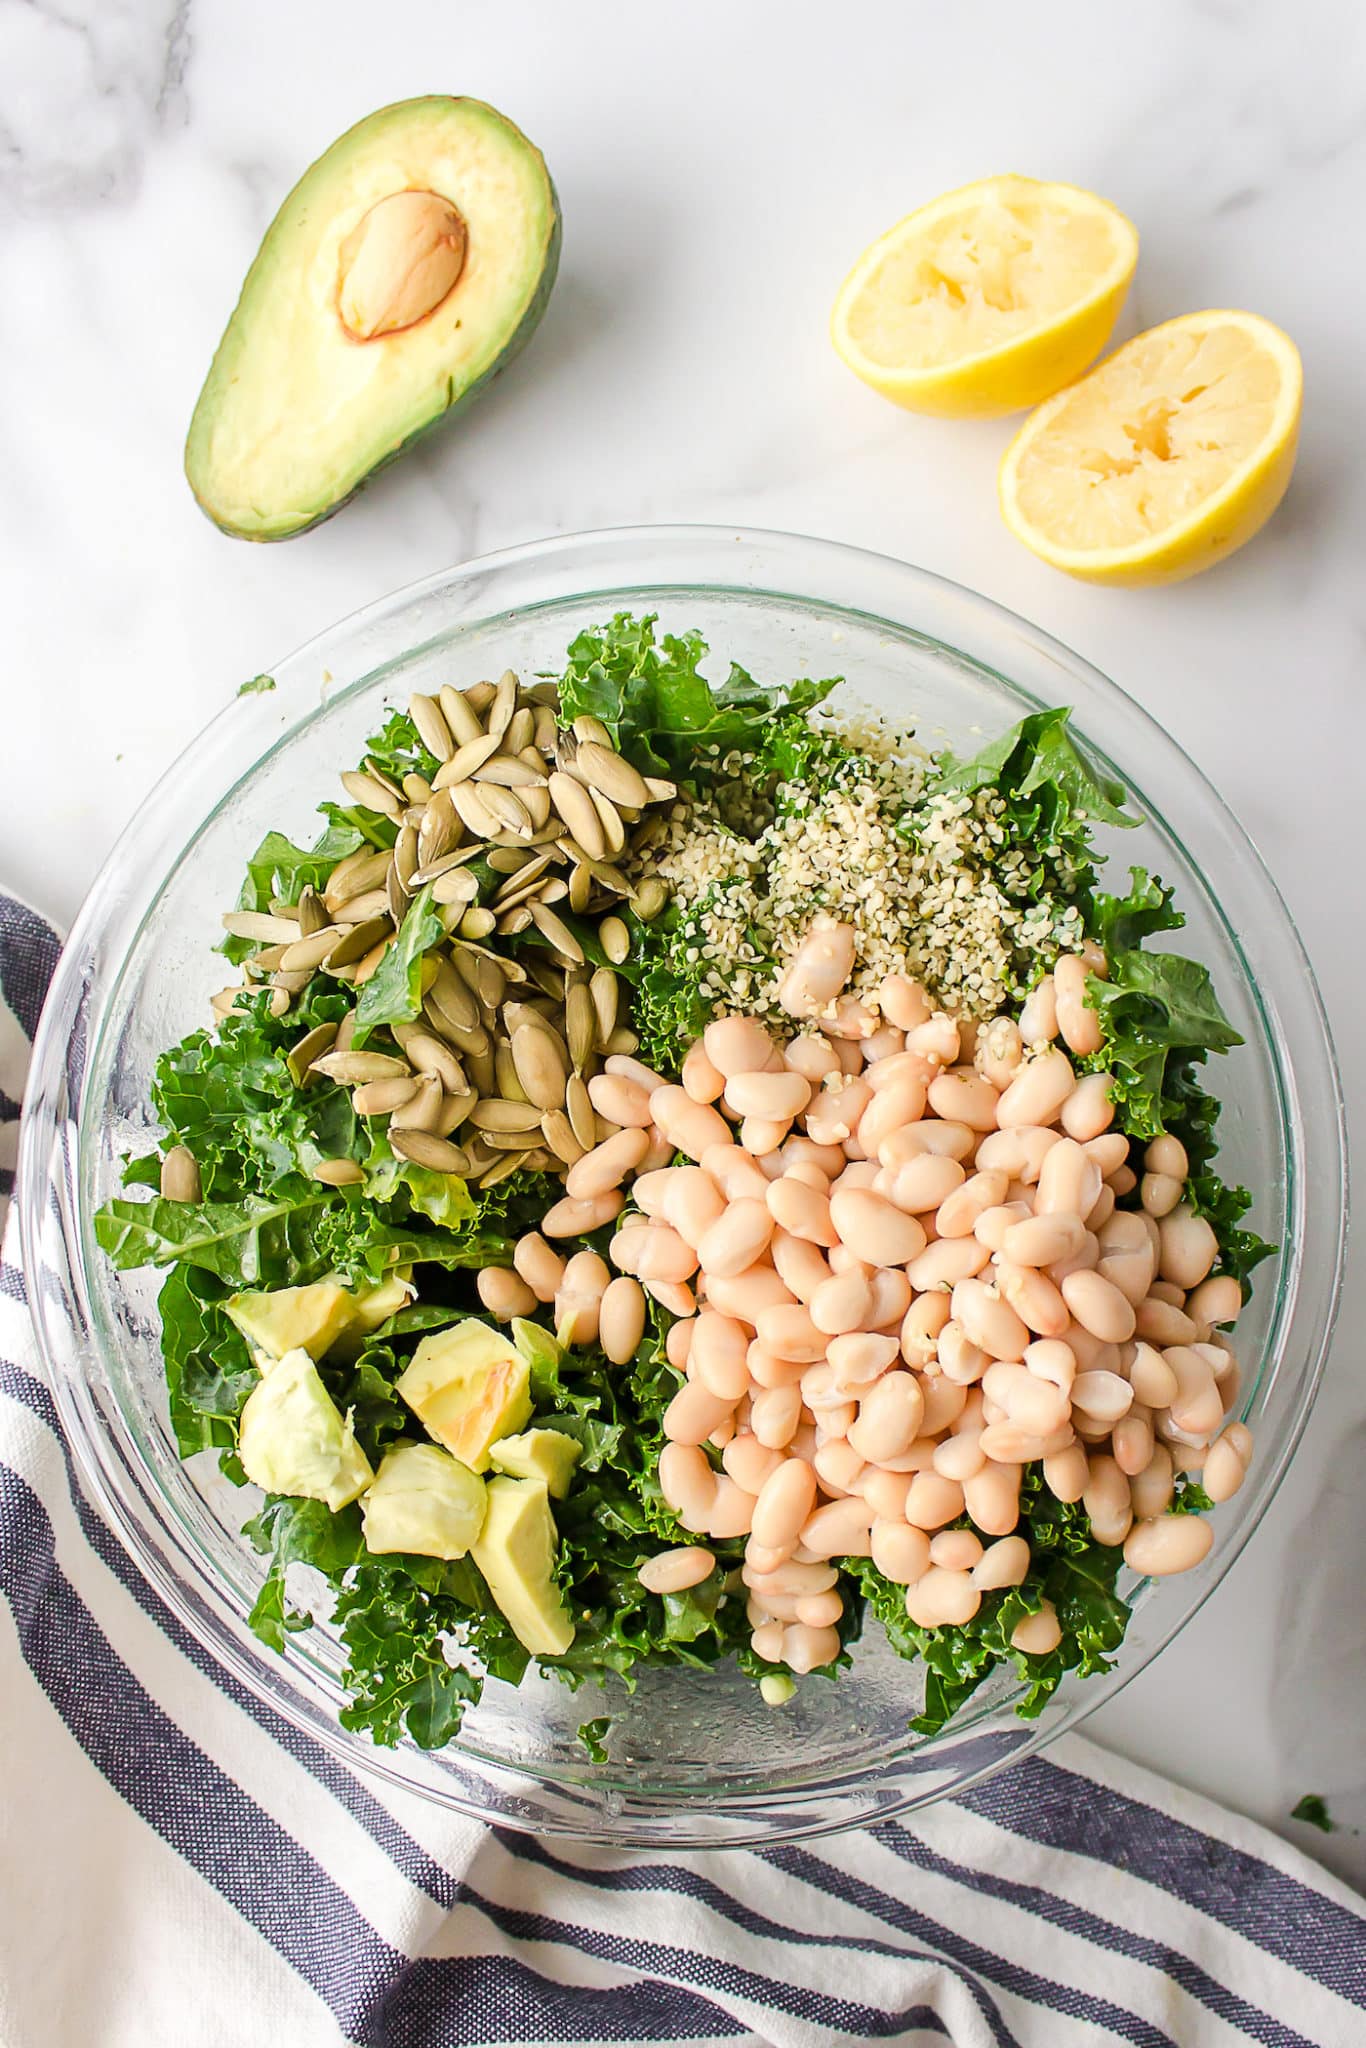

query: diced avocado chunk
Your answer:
[362,1442,486,1560]
[350,1269,413,1335]
[329,1269,415,1361]
[237,1348,374,1509]
[488,1428,581,1500]
[471,1477,575,1656]
[226,1279,358,1363]
[185,96,561,541]
[396,1319,532,1472]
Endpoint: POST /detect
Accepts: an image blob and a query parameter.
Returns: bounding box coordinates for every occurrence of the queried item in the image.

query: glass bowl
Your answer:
[19,525,1347,1848]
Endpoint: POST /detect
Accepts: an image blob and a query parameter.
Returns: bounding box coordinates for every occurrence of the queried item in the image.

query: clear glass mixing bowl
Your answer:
[18,525,1347,1847]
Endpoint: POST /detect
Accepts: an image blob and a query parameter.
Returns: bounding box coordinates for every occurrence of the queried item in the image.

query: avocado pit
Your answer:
[337,188,468,341]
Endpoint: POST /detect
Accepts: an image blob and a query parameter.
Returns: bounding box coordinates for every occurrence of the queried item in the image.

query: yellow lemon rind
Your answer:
[998,310,1303,586]
[832,175,1139,420]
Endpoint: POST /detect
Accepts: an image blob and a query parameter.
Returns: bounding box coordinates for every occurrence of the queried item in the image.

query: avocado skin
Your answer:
[185,97,562,542]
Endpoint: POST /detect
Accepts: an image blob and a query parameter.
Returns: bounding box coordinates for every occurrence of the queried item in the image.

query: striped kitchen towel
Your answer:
[2,893,1364,2048]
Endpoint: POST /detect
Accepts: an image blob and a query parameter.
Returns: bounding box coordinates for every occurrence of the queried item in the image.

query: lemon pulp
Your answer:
[844,195,1120,369]
[1000,310,1302,583]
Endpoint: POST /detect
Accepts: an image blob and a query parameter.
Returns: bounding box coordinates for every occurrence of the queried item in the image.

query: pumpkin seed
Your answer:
[312,1050,411,1085]
[279,925,347,972]
[325,848,390,909]
[566,862,592,915]
[412,845,482,886]
[434,732,502,787]
[475,955,506,1012]
[334,887,391,926]
[249,943,291,971]
[504,705,536,755]
[313,1157,365,1186]
[590,966,620,1047]
[470,1097,545,1134]
[389,1130,468,1173]
[486,847,532,874]
[643,775,678,802]
[532,704,559,751]
[476,755,546,788]
[386,860,408,926]
[433,1088,477,1136]
[479,1151,531,1189]
[160,1145,201,1203]
[494,1043,528,1102]
[496,905,534,936]
[353,1075,420,1116]
[565,981,597,1071]
[341,769,402,817]
[548,772,608,860]
[269,967,315,995]
[287,1021,339,1086]
[588,785,627,856]
[555,840,630,895]
[576,741,650,810]
[389,1074,443,1132]
[438,684,484,745]
[632,877,670,921]
[458,908,497,941]
[523,957,566,1001]
[529,899,585,965]
[394,822,420,889]
[483,1126,542,1153]
[466,679,497,714]
[351,938,392,985]
[326,914,392,968]
[604,1026,640,1056]
[572,716,614,749]
[409,692,455,761]
[417,789,461,868]
[335,1011,357,1053]
[222,910,299,944]
[566,1073,597,1151]
[511,1022,568,1110]
[448,781,503,839]
[477,784,535,838]
[403,1033,464,1091]
[403,772,434,805]
[599,915,630,964]
[520,786,553,834]
[424,1004,490,1060]
[521,1149,559,1175]
[432,867,479,908]
[488,669,519,736]
[540,1110,585,1166]
[295,888,328,938]
[466,1042,497,1096]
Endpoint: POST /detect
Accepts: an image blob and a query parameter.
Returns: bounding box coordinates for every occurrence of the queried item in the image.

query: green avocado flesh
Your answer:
[185,96,561,540]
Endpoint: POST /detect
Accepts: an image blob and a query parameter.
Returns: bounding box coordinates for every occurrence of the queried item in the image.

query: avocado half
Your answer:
[185,97,561,541]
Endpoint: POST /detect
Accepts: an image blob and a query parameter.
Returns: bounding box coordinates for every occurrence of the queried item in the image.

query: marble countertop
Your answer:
[4,0,1362,1881]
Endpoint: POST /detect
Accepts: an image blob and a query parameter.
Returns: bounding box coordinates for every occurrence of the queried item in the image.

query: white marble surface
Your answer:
[3,0,1363,1878]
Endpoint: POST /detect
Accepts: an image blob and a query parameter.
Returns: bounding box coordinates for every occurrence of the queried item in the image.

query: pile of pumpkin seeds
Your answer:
[207,670,677,1194]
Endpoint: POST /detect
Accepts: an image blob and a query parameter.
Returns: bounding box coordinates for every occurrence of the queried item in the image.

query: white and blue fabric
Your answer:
[2,891,1363,2048]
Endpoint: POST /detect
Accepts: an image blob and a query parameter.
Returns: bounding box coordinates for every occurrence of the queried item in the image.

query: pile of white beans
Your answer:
[475,916,1252,1681]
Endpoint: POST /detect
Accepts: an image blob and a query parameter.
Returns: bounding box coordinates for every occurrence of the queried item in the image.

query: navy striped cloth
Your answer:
[2,890,1364,2048]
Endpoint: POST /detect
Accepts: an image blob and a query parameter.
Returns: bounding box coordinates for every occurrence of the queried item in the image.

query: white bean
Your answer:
[639,1547,716,1595]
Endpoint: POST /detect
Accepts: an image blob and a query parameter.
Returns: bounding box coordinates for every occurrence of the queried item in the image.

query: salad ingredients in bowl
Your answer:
[95,611,1272,1756]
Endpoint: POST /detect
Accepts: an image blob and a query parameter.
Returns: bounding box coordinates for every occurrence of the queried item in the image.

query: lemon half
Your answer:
[999,310,1303,585]
[832,175,1138,418]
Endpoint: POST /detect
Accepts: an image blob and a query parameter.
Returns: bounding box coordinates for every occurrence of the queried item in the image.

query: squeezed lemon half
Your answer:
[832,174,1138,418]
[999,310,1303,585]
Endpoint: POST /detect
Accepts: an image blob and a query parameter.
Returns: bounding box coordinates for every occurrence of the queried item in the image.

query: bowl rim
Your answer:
[18,520,1350,1844]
